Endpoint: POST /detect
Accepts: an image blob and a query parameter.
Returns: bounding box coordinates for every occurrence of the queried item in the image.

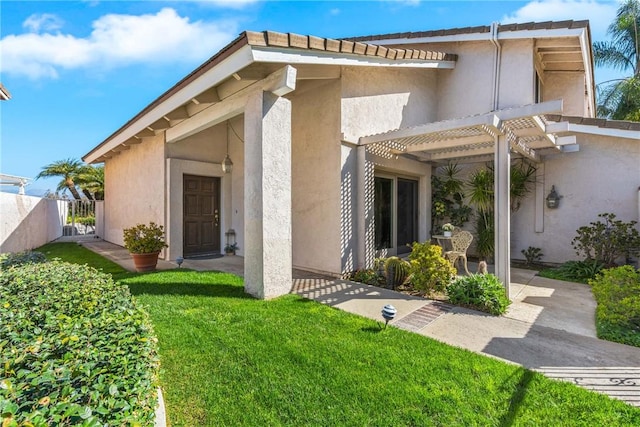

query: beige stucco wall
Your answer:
[0,193,66,253]
[103,133,165,251]
[497,39,535,109]
[512,134,640,263]
[290,79,343,274]
[340,66,438,141]
[428,41,495,119]
[542,73,587,116]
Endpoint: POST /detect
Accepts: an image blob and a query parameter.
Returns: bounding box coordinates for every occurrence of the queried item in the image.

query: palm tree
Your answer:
[36,158,84,200]
[75,165,104,200]
[593,0,640,119]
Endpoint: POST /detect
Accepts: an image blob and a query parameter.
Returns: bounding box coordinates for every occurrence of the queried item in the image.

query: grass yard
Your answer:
[38,244,640,426]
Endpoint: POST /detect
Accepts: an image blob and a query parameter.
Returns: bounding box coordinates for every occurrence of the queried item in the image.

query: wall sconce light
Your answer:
[546,185,562,209]
[222,121,233,174]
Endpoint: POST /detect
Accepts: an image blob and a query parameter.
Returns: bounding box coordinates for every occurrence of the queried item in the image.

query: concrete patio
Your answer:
[81,240,640,407]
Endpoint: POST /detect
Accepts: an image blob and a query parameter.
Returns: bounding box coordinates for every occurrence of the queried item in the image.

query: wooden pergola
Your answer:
[358,100,576,298]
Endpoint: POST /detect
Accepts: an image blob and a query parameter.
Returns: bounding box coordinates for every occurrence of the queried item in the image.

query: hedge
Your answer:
[589,265,640,347]
[0,261,159,426]
[0,251,47,269]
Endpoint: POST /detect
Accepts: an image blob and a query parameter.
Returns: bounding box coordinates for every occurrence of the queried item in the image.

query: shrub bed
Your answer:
[589,266,640,347]
[447,273,510,315]
[0,261,159,426]
[0,251,47,269]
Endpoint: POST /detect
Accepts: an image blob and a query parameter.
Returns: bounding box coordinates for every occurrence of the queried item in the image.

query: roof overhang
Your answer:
[545,114,640,140]
[350,22,596,118]
[0,83,11,101]
[359,100,579,164]
[83,32,456,164]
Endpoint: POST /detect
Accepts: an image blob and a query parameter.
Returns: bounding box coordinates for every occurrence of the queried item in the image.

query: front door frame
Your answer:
[183,174,221,257]
[166,158,231,262]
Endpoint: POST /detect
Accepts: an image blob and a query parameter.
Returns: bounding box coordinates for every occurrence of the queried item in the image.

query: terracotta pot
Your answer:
[131,251,160,272]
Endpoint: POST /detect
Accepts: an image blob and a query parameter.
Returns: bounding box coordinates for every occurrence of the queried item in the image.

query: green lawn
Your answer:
[37,244,640,426]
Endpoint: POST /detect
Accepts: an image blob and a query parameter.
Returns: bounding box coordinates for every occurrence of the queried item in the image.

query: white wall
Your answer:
[512,133,640,263]
[340,66,438,141]
[0,193,65,253]
[543,73,586,116]
[497,39,535,109]
[429,40,495,119]
[290,79,343,274]
[103,133,165,251]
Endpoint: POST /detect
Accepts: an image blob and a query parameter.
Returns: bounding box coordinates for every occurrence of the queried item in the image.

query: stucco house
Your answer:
[83,20,640,299]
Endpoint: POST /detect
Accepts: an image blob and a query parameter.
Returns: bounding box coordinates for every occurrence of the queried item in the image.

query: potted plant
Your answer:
[224,242,239,256]
[123,222,168,272]
[442,223,455,237]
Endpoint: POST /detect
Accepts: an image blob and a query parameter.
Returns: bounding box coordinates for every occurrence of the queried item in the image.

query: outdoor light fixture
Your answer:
[222,121,233,174]
[381,304,397,329]
[225,229,237,251]
[546,185,562,209]
[176,256,184,268]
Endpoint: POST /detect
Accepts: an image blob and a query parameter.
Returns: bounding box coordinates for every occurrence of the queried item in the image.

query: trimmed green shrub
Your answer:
[447,273,510,315]
[589,266,640,347]
[572,213,640,267]
[521,246,543,265]
[349,269,382,286]
[0,261,159,426]
[408,242,456,294]
[0,251,47,269]
[539,260,604,284]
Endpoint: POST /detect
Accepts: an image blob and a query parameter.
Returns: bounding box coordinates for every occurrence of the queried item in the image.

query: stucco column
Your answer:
[494,134,511,298]
[244,90,292,299]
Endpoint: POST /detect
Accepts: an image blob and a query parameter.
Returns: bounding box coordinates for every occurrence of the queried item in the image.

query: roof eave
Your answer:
[83,39,255,163]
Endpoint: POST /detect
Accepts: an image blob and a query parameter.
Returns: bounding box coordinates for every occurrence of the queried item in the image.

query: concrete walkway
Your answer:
[81,240,640,407]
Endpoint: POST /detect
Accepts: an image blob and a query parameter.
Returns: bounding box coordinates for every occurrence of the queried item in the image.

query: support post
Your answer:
[244,90,292,299]
[356,145,366,270]
[494,135,511,298]
[535,163,545,233]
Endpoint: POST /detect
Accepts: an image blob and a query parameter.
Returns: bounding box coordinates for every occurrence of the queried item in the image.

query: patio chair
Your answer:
[444,230,473,275]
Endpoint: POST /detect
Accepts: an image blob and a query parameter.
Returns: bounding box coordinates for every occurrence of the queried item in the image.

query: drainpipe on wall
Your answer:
[490,22,502,111]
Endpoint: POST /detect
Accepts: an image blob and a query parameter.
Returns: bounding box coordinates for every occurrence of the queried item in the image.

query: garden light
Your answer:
[381,304,397,329]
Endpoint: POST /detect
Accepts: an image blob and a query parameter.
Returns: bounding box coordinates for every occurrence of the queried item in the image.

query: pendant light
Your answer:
[222,121,233,174]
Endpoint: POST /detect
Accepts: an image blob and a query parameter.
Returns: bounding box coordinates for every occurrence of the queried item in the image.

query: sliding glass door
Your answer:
[374,176,419,254]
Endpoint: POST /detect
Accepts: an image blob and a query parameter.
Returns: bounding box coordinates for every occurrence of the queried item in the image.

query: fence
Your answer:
[62,199,96,236]
[57,199,104,242]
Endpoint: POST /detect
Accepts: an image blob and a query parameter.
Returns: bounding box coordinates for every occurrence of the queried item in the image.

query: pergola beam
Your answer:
[402,134,494,152]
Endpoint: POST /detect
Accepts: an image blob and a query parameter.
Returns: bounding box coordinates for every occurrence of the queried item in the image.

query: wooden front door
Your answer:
[183,175,220,257]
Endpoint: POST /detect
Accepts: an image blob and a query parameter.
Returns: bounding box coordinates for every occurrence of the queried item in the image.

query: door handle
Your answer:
[214,209,219,227]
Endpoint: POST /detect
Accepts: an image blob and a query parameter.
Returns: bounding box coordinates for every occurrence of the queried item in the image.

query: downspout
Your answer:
[490,22,502,111]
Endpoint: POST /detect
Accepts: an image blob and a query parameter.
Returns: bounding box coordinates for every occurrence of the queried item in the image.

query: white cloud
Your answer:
[194,0,260,9]
[501,0,617,40]
[1,8,239,79]
[23,13,64,32]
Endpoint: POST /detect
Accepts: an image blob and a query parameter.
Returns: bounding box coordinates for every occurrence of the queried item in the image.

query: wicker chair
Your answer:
[444,230,473,275]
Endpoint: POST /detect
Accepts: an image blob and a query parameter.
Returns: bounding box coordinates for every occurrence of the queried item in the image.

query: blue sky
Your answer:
[0,0,626,196]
